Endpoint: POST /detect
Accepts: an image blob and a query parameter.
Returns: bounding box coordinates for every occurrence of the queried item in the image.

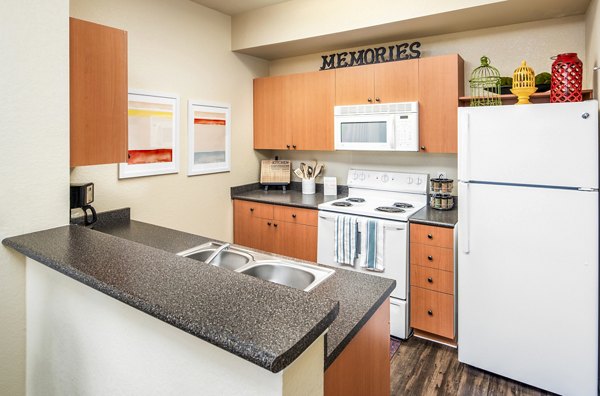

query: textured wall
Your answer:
[70,0,269,242]
[268,16,586,187]
[0,0,70,394]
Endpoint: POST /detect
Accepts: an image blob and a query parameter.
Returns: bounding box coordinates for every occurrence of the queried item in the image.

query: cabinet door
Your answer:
[70,18,128,167]
[418,54,464,153]
[373,59,418,103]
[278,222,317,262]
[253,76,292,150]
[335,66,374,105]
[290,70,335,151]
[233,201,266,249]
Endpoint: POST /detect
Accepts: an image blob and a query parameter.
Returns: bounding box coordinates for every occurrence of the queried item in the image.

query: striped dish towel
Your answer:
[360,219,385,272]
[334,215,358,266]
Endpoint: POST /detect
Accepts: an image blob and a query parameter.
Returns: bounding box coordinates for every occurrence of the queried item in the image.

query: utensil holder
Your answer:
[302,179,316,195]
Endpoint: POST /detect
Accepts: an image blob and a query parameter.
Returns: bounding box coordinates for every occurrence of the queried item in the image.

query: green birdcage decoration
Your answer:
[469,56,502,106]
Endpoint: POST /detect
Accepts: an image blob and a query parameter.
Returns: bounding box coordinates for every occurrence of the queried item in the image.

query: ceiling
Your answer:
[189,0,290,15]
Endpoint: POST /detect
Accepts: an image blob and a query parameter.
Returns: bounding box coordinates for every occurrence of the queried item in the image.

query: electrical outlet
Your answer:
[437,172,447,179]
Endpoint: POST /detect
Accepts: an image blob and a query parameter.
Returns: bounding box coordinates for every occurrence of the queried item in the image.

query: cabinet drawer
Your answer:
[410,223,453,248]
[410,265,453,294]
[273,205,317,226]
[233,199,273,219]
[410,286,454,339]
[410,243,453,272]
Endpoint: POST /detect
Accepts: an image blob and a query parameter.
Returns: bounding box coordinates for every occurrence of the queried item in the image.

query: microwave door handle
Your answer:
[389,116,396,148]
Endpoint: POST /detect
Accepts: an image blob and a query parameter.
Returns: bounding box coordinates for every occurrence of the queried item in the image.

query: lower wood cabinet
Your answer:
[233,199,317,262]
[409,223,456,343]
[325,300,390,396]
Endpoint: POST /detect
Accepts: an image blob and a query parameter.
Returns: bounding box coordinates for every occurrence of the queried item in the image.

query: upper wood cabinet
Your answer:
[418,54,464,154]
[335,59,419,105]
[70,18,128,167]
[253,70,335,151]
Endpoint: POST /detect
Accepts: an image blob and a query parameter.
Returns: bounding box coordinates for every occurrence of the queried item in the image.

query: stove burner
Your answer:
[332,201,353,207]
[393,202,414,209]
[346,198,366,203]
[375,206,406,213]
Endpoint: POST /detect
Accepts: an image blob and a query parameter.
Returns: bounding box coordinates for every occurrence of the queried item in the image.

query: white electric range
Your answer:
[317,169,428,339]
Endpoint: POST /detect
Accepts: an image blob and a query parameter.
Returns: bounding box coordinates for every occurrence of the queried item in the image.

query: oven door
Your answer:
[317,211,408,300]
[334,114,395,151]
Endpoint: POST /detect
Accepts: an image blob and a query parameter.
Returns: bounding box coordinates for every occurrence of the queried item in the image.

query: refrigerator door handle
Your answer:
[462,183,470,254]
[459,112,471,182]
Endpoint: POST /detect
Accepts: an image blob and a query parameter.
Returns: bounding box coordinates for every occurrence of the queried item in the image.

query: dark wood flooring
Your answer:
[391,337,554,395]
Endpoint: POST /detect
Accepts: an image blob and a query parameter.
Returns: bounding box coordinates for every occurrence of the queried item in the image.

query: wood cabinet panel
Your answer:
[410,265,453,295]
[253,76,291,150]
[70,18,128,167]
[373,59,419,103]
[418,54,464,153]
[410,286,454,339]
[233,199,273,220]
[410,223,454,248]
[290,70,335,151]
[279,223,317,262]
[335,66,374,105]
[273,205,318,226]
[410,243,454,272]
[325,300,390,396]
[254,71,334,151]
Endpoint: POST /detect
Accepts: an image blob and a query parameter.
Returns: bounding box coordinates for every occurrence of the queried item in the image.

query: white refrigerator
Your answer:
[457,100,599,396]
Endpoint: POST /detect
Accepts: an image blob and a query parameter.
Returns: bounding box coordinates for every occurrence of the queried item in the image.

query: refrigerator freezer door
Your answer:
[458,100,598,189]
[458,181,598,396]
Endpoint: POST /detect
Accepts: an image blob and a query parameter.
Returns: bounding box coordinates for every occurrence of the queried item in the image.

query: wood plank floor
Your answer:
[391,337,555,395]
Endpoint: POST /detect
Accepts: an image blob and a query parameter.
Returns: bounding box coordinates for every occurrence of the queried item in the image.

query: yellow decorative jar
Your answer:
[511,60,537,105]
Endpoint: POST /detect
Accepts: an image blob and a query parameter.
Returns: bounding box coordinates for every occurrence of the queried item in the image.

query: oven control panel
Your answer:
[347,169,428,193]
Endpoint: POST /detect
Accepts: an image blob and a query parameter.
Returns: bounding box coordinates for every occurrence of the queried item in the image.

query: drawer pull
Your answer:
[250,208,254,212]
[267,222,271,226]
[427,310,433,316]
[427,255,433,261]
[427,277,433,283]
[274,223,278,227]
[292,214,297,218]
[286,144,291,149]
[427,234,433,239]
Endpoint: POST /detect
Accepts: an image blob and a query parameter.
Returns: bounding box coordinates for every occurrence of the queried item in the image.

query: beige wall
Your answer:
[0,0,70,393]
[586,0,599,101]
[70,0,269,241]
[268,16,586,185]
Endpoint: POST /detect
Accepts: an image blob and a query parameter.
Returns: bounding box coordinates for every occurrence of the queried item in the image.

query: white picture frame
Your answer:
[119,90,180,179]
[187,100,231,176]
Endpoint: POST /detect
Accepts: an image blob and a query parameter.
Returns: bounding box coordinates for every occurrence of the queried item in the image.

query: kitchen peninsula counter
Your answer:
[3,209,394,372]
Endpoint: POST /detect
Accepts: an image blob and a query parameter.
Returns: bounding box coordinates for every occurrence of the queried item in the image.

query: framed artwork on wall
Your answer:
[118,90,180,179]
[187,100,231,176]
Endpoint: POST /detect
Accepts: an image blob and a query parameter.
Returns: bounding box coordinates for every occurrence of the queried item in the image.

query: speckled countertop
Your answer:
[231,182,347,209]
[3,210,394,372]
[409,204,458,228]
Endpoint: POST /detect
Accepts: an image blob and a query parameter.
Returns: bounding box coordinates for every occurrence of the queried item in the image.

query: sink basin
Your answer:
[240,261,334,292]
[177,243,251,271]
[241,263,315,290]
[177,242,334,291]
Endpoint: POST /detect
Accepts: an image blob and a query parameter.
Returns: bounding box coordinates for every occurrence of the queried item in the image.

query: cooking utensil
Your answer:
[307,166,313,179]
[300,162,307,178]
[294,168,305,179]
[314,164,324,178]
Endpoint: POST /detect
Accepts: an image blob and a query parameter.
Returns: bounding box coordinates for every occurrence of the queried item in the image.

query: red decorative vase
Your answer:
[550,53,583,103]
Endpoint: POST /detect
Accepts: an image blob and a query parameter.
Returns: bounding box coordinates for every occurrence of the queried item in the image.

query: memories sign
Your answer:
[319,41,421,70]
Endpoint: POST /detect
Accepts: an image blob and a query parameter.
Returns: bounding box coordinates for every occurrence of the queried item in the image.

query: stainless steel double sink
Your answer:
[177,242,334,292]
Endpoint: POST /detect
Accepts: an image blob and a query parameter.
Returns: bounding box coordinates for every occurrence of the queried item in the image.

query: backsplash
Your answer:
[269,150,457,194]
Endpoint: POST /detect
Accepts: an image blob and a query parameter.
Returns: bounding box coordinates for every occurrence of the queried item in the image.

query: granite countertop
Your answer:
[231,182,347,210]
[409,204,458,228]
[4,209,394,372]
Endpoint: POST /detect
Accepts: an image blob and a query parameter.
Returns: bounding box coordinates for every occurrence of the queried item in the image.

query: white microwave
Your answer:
[334,102,419,151]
